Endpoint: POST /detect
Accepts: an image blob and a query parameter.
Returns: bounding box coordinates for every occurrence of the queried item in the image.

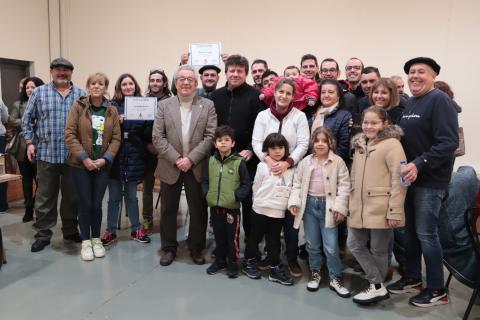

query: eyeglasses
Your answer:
[321,68,337,73]
[362,120,383,127]
[177,77,195,83]
[346,65,362,71]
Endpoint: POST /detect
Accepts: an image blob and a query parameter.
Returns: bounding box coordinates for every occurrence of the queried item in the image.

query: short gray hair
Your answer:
[173,65,198,82]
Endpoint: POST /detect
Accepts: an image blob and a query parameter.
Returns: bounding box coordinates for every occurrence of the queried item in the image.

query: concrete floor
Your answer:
[0,195,479,320]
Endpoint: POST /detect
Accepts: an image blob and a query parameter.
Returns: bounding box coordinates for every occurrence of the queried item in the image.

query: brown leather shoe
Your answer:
[191,251,205,265]
[288,259,303,278]
[160,251,176,266]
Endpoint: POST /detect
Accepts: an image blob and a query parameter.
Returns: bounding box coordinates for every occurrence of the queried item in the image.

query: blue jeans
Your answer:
[303,196,343,277]
[107,179,141,233]
[404,186,446,289]
[71,167,110,240]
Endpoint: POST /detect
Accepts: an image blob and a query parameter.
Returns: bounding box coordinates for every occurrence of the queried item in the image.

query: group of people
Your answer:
[1,52,460,309]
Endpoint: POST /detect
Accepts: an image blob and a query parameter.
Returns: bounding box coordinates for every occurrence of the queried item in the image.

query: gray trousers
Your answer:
[32,161,78,240]
[347,228,392,284]
[142,153,157,220]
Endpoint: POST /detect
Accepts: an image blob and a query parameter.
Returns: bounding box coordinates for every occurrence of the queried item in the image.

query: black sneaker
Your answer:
[242,258,261,279]
[386,277,422,294]
[409,288,449,307]
[206,260,227,275]
[227,261,239,279]
[269,264,294,286]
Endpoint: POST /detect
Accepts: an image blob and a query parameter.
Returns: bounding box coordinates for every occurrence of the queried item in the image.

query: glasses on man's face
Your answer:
[346,65,362,71]
[177,77,195,83]
[362,120,383,127]
[321,68,337,73]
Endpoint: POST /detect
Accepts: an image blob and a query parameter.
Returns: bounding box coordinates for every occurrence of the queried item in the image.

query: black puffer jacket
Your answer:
[110,99,147,183]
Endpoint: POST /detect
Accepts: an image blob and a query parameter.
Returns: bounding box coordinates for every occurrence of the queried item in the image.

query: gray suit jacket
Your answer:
[153,95,217,184]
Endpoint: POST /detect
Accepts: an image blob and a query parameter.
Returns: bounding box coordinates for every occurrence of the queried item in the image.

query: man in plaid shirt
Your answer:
[22,58,86,252]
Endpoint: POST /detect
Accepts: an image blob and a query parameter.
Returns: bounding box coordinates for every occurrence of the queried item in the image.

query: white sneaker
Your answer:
[81,240,94,261]
[91,238,106,258]
[329,277,351,298]
[353,283,390,304]
[307,270,321,292]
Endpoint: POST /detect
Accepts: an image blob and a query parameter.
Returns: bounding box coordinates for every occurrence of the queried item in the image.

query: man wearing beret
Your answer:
[22,58,85,252]
[387,57,459,307]
[196,65,221,99]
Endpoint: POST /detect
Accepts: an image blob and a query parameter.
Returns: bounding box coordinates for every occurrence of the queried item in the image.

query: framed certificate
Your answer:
[124,97,157,120]
[189,42,222,67]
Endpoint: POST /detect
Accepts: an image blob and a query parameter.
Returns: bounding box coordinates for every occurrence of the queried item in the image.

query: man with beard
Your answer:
[141,69,172,234]
[196,65,221,98]
[251,59,268,90]
[22,58,85,252]
[345,57,364,99]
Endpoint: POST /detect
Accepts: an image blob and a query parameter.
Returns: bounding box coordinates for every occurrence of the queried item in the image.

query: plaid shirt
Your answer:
[22,82,86,163]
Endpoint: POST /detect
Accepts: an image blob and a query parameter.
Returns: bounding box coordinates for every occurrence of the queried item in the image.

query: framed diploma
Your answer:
[189,42,222,67]
[124,97,157,120]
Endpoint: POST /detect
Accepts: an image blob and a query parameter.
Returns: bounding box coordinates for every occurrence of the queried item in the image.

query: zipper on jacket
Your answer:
[359,140,369,226]
[228,90,234,126]
[216,162,223,205]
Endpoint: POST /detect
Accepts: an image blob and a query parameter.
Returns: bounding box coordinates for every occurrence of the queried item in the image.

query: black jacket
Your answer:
[399,89,459,188]
[210,82,263,153]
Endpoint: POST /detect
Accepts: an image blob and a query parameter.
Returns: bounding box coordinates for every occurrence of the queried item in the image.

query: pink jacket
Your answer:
[261,76,319,111]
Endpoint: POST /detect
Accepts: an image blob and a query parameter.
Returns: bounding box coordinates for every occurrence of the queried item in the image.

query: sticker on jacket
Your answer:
[92,115,105,145]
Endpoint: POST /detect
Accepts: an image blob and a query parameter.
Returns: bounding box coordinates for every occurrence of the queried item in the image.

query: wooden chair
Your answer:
[444,206,480,320]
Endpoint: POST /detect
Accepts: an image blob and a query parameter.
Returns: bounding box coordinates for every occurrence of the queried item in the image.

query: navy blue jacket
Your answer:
[110,99,147,183]
[309,107,352,162]
[399,89,458,188]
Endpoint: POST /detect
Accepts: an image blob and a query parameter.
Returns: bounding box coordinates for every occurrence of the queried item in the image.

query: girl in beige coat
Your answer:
[348,106,407,305]
[289,127,351,297]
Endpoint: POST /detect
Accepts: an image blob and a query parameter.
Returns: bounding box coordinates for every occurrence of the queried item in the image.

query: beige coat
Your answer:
[348,125,407,229]
[288,152,350,229]
[152,95,217,184]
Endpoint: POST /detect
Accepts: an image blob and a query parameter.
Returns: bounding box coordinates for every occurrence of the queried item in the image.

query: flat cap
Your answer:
[404,57,440,75]
[50,57,74,70]
[198,65,221,74]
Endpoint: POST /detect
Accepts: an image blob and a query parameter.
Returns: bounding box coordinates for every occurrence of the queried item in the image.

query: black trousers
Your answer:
[160,171,207,254]
[18,156,37,210]
[245,210,283,266]
[211,207,241,262]
[241,161,256,239]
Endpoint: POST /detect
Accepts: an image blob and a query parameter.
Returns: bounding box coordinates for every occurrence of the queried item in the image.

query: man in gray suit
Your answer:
[153,65,217,266]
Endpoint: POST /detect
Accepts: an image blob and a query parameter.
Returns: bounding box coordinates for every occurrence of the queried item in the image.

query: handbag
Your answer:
[454,127,465,157]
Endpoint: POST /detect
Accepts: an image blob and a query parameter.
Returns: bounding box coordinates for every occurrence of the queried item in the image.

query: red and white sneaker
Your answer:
[131,229,151,243]
[409,288,449,307]
[101,231,117,246]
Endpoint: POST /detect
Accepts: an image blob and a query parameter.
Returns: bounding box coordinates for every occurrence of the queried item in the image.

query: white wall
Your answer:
[1,0,479,169]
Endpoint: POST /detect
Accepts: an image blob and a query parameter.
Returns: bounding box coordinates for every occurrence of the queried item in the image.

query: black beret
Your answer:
[404,57,440,75]
[50,57,74,70]
[198,65,221,74]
